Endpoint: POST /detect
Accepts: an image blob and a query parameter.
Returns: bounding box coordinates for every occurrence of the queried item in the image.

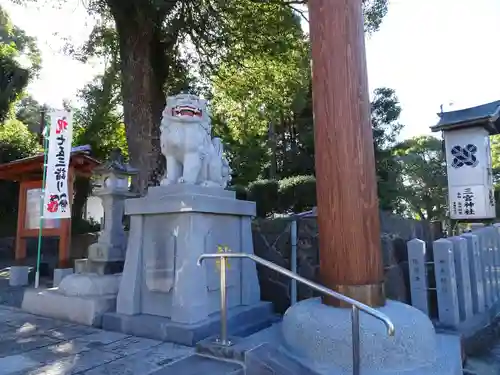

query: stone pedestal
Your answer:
[9,266,30,286]
[53,268,73,287]
[74,259,88,274]
[76,148,136,277]
[281,298,462,375]
[102,185,274,345]
[85,192,128,275]
[21,149,135,326]
[22,273,121,326]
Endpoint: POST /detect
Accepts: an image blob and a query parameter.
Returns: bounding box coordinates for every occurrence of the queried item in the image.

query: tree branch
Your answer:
[289,5,308,22]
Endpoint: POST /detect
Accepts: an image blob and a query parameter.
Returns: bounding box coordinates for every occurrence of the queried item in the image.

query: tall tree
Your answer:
[14,94,44,133]
[0,118,38,235]
[371,87,404,211]
[283,86,404,210]
[490,134,500,183]
[71,50,127,221]
[0,5,41,74]
[13,0,388,193]
[393,135,447,220]
[210,5,310,184]
[0,5,41,123]
[0,43,28,122]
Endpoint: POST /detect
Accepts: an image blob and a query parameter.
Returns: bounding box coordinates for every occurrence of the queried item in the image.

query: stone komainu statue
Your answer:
[159,93,231,188]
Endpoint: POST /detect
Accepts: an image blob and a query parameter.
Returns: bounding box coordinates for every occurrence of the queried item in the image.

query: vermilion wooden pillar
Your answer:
[308,0,385,307]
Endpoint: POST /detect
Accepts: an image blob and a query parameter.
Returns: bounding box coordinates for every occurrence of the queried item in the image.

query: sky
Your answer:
[2,0,500,141]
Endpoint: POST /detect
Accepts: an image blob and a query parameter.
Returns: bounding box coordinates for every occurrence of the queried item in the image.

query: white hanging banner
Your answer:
[43,110,73,219]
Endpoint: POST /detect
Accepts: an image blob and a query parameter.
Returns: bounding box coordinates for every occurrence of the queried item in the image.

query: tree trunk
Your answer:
[72,177,91,221]
[108,3,173,194]
[119,26,159,194]
[268,120,277,179]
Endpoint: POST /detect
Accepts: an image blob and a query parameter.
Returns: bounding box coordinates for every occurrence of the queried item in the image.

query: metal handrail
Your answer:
[197,252,395,375]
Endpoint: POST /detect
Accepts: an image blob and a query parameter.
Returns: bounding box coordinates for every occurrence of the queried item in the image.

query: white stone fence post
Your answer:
[407,225,500,331]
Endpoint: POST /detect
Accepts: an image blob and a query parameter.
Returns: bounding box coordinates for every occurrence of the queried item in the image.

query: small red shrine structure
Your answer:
[0,151,100,268]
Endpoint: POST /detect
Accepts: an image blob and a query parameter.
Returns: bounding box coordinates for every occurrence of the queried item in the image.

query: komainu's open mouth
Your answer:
[171,105,202,117]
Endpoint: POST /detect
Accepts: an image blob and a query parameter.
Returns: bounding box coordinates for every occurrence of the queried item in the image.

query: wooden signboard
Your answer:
[15,175,73,267]
[0,152,99,268]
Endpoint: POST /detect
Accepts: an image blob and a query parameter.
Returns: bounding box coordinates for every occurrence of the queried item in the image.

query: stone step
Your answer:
[102,301,277,346]
[196,322,282,361]
[232,312,281,338]
[149,354,244,375]
[196,323,319,374]
[245,343,319,375]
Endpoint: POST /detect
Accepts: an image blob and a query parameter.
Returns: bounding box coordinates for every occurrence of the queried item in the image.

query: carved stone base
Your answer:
[281,298,462,374]
[74,259,86,274]
[73,259,124,275]
[87,241,125,274]
[9,266,30,287]
[21,273,122,326]
[87,260,124,275]
[58,273,121,296]
[22,288,117,326]
[53,268,73,287]
[102,301,275,346]
[117,184,261,326]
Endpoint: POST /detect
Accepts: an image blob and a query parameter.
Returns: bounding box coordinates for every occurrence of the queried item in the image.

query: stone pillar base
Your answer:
[53,268,74,287]
[21,273,122,326]
[22,289,117,326]
[116,184,261,323]
[9,266,30,286]
[87,260,124,275]
[281,298,463,374]
[74,259,88,274]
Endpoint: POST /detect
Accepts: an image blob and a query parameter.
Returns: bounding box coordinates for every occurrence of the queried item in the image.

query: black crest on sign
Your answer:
[451,144,478,168]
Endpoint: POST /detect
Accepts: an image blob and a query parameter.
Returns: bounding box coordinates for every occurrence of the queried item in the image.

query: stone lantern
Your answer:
[22,149,139,326]
[85,148,138,275]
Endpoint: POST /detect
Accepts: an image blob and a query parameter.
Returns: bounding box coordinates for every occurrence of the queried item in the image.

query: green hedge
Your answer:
[238,175,317,217]
[278,175,316,213]
[228,184,248,201]
[247,179,279,217]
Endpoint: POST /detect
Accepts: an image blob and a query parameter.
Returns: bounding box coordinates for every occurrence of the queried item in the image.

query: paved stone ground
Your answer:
[0,266,51,309]
[2,266,500,374]
[0,304,195,375]
[461,319,500,374]
[0,268,198,375]
[465,348,500,375]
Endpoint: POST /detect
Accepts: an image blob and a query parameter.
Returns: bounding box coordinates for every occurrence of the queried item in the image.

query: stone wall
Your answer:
[252,211,442,313]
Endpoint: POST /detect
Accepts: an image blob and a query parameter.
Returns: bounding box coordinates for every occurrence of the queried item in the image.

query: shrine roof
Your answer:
[0,151,100,181]
[431,100,500,134]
